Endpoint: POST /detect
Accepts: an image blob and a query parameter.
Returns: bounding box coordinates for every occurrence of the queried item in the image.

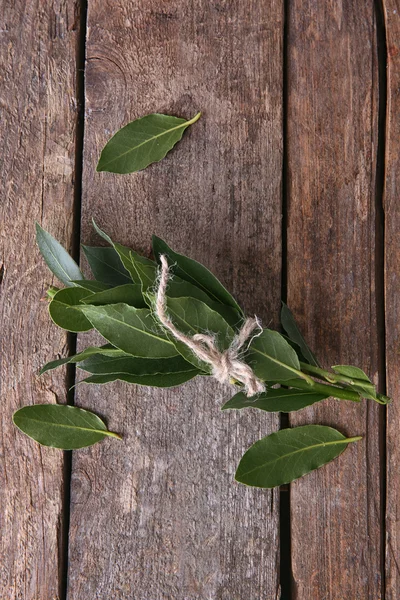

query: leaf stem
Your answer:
[299,362,346,384]
[104,431,123,440]
[187,112,202,125]
[299,362,391,404]
[375,393,391,405]
[296,370,316,386]
[46,286,60,300]
[281,378,362,402]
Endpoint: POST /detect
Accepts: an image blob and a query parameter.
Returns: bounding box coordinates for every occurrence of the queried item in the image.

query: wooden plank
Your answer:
[287,2,382,598]
[383,1,400,597]
[0,2,78,598]
[67,1,284,598]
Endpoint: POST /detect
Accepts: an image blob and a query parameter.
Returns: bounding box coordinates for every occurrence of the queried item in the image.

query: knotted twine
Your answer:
[155,255,266,397]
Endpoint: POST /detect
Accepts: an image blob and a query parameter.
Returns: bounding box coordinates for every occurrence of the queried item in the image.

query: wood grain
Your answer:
[383,1,400,597]
[67,1,284,598]
[0,1,78,598]
[286,2,383,598]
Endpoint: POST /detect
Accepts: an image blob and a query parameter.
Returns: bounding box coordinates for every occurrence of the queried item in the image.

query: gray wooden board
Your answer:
[287,2,383,598]
[67,1,284,598]
[0,1,78,598]
[383,1,400,597]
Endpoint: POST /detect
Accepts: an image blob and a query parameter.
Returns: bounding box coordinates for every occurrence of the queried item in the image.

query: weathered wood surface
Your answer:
[66,1,284,598]
[287,2,383,598]
[0,1,78,598]
[384,1,400,598]
[3,0,400,598]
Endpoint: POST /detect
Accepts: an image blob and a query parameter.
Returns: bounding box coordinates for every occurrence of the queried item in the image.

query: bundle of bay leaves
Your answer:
[13,220,389,489]
[13,111,390,488]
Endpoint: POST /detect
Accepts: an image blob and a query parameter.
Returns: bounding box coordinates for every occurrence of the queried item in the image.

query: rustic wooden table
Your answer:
[1,1,399,598]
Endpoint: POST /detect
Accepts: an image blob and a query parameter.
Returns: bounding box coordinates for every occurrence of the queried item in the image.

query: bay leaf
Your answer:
[246,329,302,382]
[92,221,152,283]
[40,345,126,375]
[281,335,312,365]
[154,281,242,329]
[72,280,111,293]
[235,425,361,488]
[46,286,60,300]
[152,236,243,314]
[161,296,235,371]
[332,364,377,399]
[332,365,372,381]
[78,370,199,388]
[81,283,147,308]
[79,303,179,358]
[79,353,197,376]
[82,245,131,286]
[97,112,201,174]
[130,256,157,297]
[131,256,215,304]
[222,388,329,412]
[49,287,93,332]
[13,404,121,450]
[36,223,83,286]
[133,254,241,327]
[281,302,320,367]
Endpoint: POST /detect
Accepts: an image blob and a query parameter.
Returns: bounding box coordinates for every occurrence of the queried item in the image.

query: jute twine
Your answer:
[155,255,265,397]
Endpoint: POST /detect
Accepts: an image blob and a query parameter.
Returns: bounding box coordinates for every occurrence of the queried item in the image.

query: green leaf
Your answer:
[132,257,212,302]
[130,256,157,297]
[281,335,313,365]
[81,284,147,308]
[332,365,371,380]
[160,296,235,370]
[78,370,198,388]
[36,223,83,286]
[46,286,60,300]
[133,255,242,327]
[92,220,152,283]
[152,236,243,314]
[97,112,201,174]
[79,353,196,376]
[235,425,361,488]
[332,365,377,400]
[246,329,302,382]
[40,345,126,375]
[72,280,111,293]
[13,404,121,450]
[79,303,179,358]
[165,278,217,304]
[222,388,329,413]
[49,288,93,332]
[82,246,131,286]
[281,303,320,367]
